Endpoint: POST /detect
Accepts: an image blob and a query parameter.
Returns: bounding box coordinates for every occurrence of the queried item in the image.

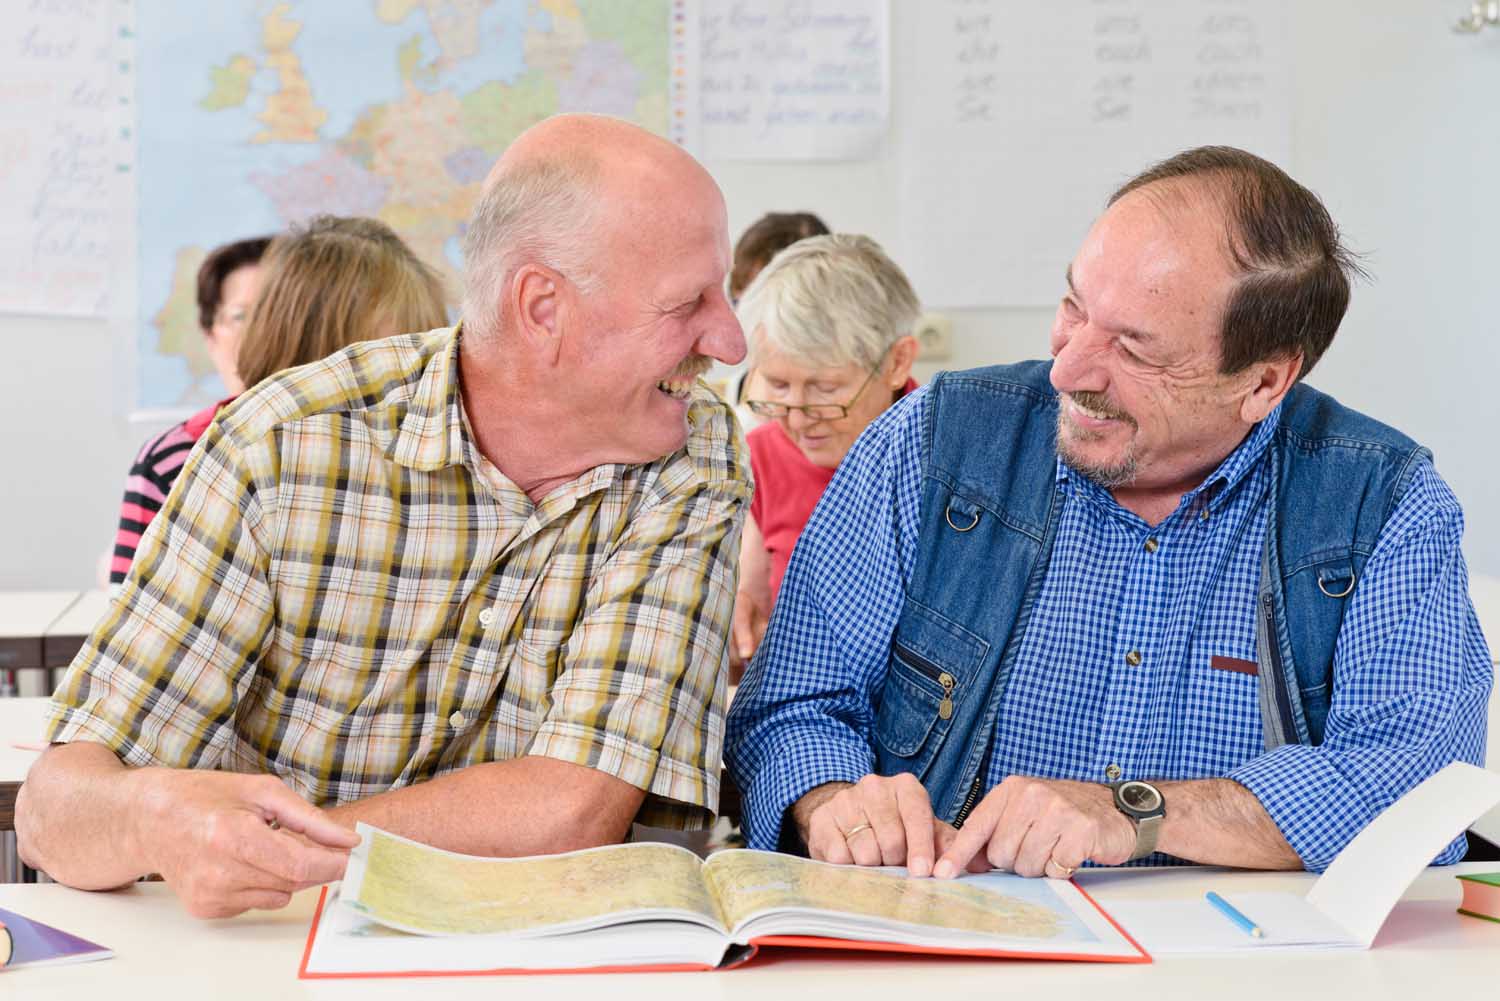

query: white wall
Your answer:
[1,0,1496,590]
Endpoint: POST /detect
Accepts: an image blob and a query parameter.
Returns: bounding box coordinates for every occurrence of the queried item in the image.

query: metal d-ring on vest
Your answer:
[1317,573,1357,599]
[945,503,979,533]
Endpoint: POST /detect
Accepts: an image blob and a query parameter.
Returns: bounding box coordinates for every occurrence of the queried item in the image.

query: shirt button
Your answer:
[449,710,466,729]
[478,607,495,628]
[1105,763,1122,781]
[1125,650,1142,666]
[1143,537,1159,553]
[1199,507,1210,522]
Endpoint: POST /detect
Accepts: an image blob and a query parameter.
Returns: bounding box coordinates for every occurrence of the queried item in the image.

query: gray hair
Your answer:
[737,234,921,371]
[460,157,602,339]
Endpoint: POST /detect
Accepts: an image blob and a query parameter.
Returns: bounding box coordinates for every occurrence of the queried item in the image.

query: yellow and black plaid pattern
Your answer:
[48,327,750,828]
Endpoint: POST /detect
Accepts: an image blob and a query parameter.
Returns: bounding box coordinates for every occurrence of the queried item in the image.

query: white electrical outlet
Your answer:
[914,312,952,361]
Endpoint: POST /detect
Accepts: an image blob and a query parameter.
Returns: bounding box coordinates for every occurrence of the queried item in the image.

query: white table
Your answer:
[0,591,80,697]
[0,864,1494,997]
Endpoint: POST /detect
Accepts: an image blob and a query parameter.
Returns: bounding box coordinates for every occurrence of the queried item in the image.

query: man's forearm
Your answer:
[1155,777,1300,870]
[327,755,648,857]
[16,742,158,889]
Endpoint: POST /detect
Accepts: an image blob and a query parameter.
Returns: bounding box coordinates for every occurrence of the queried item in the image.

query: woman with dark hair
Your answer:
[108,218,449,585]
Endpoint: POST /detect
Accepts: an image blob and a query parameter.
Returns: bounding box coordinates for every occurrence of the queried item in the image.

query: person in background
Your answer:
[730,234,920,676]
[107,217,448,585]
[21,115,749,920]
[720,211,830,432]
[107,235,269,584]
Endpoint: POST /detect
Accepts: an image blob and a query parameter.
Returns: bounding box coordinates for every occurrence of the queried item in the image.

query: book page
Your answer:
[340,824,724,937]
[701,850,1142,958]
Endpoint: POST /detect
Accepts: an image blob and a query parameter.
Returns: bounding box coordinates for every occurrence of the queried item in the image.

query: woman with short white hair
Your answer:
[732,234,921,674]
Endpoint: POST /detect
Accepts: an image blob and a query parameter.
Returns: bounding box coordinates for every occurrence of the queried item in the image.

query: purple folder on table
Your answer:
[0,907,113,970]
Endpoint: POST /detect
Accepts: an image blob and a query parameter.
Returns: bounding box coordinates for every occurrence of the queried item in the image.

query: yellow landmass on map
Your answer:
[540,0,581,20]
[253,4,328,143]
[374,0,422,23]
[397,35,428,85]
[703,852,1066,940]
[153,247,215,382]
[345,827,720,935]
[200,54,257,111]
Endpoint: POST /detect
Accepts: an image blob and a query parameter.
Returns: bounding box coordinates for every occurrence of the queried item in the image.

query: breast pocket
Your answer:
[874,600,989,781]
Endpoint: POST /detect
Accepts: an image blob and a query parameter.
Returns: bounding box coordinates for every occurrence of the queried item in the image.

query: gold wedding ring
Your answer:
[842,822,873,839]
[1048,859,1076,878]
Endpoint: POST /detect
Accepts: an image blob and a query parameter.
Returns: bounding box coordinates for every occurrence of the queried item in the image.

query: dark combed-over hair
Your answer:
[730,211,831,300]
[196,235,274,331]
[1109,146,1365,380]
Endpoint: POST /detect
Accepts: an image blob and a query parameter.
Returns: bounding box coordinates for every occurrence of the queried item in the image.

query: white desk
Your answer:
[0,865,1494,997]
[0,591,79,696]
[0,697,47,832]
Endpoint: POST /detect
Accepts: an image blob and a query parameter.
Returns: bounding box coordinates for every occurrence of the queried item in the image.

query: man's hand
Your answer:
[933,776,1135,879]
[792,774,955,877]
[135,769,360,918]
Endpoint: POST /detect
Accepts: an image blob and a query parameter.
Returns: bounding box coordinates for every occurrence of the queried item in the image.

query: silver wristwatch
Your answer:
[1111,780,1166,861]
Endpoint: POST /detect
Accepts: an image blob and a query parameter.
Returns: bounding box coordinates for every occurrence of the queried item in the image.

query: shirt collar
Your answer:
[1056,401,1283,513]
[389,325,468,472]
[390,323,627,513]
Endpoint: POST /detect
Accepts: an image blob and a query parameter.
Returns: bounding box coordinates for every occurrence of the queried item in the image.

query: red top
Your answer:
[747,378,918,603]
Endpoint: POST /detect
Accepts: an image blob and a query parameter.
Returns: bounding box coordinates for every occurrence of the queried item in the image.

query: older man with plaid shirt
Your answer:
[17,115,750,918]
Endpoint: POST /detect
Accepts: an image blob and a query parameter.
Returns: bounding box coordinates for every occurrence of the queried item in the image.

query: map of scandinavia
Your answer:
[138,0,668,411]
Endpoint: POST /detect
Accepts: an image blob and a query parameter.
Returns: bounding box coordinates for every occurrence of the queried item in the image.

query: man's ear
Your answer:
[886,335,920,389]
[508,264,564,362]
[1239,351,1303,424]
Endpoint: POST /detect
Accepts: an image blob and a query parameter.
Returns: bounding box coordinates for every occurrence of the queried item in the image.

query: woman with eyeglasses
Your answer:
[107,217,449,586]
[731,234,921,676]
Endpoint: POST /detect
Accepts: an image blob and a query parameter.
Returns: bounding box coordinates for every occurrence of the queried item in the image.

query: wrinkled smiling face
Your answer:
[564,179,746,465]
[1048,188,1254,496]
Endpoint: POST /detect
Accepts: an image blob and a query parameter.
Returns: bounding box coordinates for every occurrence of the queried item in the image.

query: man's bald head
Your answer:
[462,114,721,340]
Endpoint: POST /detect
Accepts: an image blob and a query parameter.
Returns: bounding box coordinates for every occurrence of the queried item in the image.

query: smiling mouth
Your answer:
[1065,393,1134,427]
[657,358,710,401]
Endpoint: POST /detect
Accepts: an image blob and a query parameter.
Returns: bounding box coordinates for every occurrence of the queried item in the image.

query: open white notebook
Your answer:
[1107,762,1500,953]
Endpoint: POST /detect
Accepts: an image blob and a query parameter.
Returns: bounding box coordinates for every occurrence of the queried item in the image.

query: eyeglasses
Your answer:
[213,306,251,332]
[745,349,889,422]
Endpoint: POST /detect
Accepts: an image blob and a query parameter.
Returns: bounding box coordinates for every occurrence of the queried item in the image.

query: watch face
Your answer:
[1119,781,1162,813]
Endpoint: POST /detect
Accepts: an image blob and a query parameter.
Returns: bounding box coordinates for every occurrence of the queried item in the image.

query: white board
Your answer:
[0,0,134,318]
[681,0,890,160]
[895,0,1291,308]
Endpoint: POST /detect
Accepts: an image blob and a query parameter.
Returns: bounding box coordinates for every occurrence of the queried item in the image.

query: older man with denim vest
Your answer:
[726,146,1492,880]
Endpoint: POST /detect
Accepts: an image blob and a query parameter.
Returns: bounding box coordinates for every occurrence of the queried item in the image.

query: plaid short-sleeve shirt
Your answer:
[48,327,750,829]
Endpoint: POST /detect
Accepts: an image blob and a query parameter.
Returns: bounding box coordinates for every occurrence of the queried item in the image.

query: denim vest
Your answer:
[872,363,1429,825]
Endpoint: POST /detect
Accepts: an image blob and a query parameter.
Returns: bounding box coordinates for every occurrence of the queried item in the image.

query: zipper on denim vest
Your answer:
[1260,592,1297,743]
[895,642,956,719]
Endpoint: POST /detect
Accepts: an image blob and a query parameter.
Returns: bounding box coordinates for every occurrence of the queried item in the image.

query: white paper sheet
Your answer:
[686,0,889,160]
[1107,892,1360,954]
[1109,763,1500,955]
[1307,761,1500,947]
[0,0,134,317]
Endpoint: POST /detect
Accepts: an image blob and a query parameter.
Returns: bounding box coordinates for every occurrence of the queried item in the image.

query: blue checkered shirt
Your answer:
[726,386,1492,870]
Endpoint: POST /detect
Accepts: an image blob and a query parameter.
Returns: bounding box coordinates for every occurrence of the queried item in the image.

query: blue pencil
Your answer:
[1205,891,1264,938]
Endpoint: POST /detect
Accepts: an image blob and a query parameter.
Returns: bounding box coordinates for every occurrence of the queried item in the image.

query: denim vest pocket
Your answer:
[875,600,989,776]
[1282,553,1360,745]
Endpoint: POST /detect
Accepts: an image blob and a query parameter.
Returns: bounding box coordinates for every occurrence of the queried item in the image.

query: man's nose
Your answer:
[1049,319,1108,396]
[698,288,746,365]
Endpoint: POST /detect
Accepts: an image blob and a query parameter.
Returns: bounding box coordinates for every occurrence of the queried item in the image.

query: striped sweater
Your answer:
[109,399,231,585]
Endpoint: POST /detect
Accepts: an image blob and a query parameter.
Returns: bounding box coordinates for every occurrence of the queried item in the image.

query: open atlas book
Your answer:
[299,822,1148,978]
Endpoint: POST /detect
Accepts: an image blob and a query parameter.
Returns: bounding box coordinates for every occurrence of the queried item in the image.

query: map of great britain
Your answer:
[139,0,668,411]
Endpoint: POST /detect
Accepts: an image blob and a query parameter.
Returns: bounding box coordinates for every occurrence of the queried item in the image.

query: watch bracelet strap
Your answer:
[1127,814,1162,861]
